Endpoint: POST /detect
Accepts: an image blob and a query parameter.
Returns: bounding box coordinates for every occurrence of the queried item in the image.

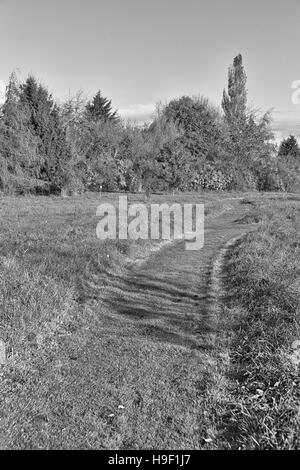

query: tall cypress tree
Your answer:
[221,55,274,188]
[222,54,247,122]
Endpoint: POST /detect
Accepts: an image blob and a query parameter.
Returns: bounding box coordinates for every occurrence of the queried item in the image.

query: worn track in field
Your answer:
[99,201,257,351]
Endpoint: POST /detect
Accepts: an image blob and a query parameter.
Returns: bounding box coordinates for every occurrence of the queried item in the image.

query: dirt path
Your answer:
[100,201,257,351]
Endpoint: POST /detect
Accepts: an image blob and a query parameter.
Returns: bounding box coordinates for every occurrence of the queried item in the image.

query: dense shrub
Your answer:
[1,56,296,195]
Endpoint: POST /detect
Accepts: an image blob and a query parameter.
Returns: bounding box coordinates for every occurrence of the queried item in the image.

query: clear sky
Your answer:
[0,0,299,139]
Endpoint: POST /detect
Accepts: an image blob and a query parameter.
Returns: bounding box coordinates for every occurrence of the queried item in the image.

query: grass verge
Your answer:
[218,199,300,449]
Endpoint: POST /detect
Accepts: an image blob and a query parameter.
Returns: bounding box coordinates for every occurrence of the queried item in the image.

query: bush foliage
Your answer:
[0,56,299,195]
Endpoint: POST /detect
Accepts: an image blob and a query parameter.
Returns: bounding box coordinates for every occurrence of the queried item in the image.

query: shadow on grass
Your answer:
[75,242,217,352]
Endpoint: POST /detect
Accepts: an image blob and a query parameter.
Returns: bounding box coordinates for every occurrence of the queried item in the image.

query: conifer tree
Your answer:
[0,72,39,190]
[85,90,118,123]
[278,135,300,158]
[20,76,70,189]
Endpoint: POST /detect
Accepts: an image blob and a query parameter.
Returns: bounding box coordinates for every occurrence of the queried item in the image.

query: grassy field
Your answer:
[0,191,299,449]
[0,191,232,449]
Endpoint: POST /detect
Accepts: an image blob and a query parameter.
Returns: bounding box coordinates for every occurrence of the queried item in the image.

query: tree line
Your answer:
[0,54,299,195]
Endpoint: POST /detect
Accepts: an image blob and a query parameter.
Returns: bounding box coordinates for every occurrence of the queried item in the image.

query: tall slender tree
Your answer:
[221,55,275,188]
[222,54,247,122]
[222,54,247,120]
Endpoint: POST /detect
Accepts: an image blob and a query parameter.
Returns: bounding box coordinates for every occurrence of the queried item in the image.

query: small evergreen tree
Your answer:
[278,135,300,158]
[85,90,118,123]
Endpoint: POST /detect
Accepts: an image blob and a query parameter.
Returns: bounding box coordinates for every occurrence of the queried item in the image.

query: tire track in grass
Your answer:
[203,228,259,448]
[100,202,258,355]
